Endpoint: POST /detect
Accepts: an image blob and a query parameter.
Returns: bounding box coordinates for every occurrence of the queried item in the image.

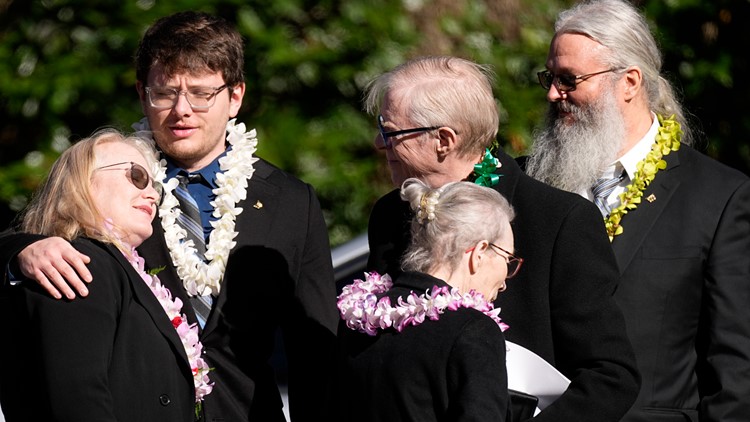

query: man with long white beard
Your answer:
[526,1,750,421]
[528,88,624,195]
[364,55,640,422]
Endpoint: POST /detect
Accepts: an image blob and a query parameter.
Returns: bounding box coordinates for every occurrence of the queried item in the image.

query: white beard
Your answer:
[526,89,626,194]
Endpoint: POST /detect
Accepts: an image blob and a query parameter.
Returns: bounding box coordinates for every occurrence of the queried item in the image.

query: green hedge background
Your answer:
[1,0,748,246]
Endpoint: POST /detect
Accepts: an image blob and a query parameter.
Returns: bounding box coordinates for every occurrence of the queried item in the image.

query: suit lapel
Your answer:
[201,163,280,338]
[104,243,191,368]
[137,160,279,339]
[495,150,521,202]
[138,219,198,325]
[611,150,682,273]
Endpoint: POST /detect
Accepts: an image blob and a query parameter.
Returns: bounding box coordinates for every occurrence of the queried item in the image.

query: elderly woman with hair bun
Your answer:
[0,130,208,422]
[334,177,522,422]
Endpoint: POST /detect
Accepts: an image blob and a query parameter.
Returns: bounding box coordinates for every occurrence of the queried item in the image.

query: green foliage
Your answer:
[1,0,748,246]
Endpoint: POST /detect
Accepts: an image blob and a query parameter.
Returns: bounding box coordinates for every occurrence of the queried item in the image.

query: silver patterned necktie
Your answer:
[591,170,626,217]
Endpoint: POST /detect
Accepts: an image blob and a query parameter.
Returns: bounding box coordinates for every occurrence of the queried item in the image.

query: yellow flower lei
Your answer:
[605,114,682,241]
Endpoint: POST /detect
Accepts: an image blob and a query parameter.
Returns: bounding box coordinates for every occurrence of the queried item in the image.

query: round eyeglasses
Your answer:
[537,68,621,92]
[94,162,162,196]
[144,85,228,110]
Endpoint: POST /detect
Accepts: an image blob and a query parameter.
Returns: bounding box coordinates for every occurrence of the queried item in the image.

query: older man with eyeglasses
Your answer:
[364,55,640,422]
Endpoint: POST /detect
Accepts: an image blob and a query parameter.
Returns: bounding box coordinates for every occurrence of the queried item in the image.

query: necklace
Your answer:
[338,272,508,336]
[132,118,258,296]
[122,248,213,408]
[605,114,682,240]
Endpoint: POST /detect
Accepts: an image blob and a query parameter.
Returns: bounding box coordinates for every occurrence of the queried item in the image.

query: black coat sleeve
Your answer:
[0,229,47,288]
[534,200,640,422]
[2,241,123,421]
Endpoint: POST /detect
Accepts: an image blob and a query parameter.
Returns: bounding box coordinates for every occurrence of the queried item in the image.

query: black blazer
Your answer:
[0,158,338,422]
[137,158,339,422]
[367,151,640,422]
[0,238,195,422]
[334,271,510,422]
[612,145,750,422]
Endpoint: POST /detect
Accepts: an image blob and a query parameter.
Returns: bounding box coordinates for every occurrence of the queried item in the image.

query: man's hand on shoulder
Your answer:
[17,237,92,299]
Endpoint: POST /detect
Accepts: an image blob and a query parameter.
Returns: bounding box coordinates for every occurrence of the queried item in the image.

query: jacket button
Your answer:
[159,394,171,406]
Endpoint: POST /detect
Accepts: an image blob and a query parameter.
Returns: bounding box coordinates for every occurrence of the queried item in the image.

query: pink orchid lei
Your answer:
[123,248,214,407]
[337,272,508,336]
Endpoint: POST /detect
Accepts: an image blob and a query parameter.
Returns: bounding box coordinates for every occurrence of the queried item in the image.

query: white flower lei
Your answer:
[132,117,258,297]
[338,272,508,336]
[123,248,213,406]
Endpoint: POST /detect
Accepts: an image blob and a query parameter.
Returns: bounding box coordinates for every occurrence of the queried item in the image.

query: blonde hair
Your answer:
[19,129,159,248]
[400,178,514,274]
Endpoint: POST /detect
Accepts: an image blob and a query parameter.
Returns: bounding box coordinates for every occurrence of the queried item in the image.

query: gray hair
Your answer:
[363,56,500,157]
[555,0,692,144]
[399,178,514,274]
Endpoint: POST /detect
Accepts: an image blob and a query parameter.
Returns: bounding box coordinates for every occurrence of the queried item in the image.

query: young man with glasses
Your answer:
[526,1,750,420]
[0,11,337,422]
[365,55,640,422]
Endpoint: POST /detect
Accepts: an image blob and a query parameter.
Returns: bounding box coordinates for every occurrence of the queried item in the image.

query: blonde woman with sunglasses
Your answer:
[0,130,202,422]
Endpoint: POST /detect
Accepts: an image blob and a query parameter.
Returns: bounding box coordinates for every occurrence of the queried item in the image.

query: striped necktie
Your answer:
[174,174,206,258]
[174,173,213,328]
[591,171,626,217]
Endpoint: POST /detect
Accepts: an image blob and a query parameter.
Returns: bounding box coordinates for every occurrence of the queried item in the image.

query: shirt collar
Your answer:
[164,147,231,189]
[617,112,660,181]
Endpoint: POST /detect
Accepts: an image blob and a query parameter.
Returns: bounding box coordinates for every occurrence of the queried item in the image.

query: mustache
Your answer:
[526,94,626,194]
[552,101,575,115]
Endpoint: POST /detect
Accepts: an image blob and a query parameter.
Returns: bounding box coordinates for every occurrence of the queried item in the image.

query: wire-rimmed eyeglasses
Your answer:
[144,85,228,110]
[488,243,524,279]
[94,161,162,196]
[537,68,622,92]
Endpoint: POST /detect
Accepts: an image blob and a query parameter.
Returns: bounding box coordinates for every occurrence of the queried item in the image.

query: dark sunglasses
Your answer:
[95,161,161,195]
[537,68,621,92]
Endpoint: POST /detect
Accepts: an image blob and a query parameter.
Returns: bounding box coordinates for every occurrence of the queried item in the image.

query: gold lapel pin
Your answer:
[253,200,263,209]
[646,194,656,203]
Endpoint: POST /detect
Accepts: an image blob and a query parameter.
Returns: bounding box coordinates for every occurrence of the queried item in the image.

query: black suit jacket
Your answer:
[137,158,339,422]
[367,151,640,422]
[334,271,510,422]
[611,145,750,422]
[0,238,195,422]
[0,158,338,422]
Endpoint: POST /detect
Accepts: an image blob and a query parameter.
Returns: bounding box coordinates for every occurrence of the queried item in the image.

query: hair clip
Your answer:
[417,191,438,224]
